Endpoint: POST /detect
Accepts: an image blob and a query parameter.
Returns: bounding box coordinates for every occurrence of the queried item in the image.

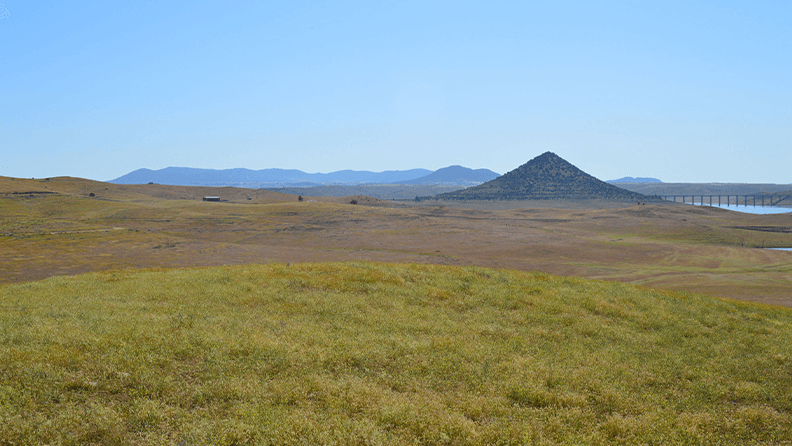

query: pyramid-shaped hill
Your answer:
[433,152,660,201]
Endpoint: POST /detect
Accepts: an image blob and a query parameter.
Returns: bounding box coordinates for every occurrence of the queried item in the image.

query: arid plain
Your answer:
[2,176,791,307]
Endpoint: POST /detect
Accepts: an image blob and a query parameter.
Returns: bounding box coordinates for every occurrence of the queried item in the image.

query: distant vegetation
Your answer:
[2,262,791,444]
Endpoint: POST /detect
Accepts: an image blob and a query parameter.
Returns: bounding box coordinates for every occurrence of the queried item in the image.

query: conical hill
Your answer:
[433,152,658,201]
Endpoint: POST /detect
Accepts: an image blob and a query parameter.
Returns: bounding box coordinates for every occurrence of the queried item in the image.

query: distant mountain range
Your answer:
[607,177,662,184]
[429,152,659,201]
[110,166,499,188]
[398,166,500,185]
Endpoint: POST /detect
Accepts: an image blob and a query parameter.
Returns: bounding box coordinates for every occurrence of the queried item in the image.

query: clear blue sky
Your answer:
[2,1,790,183]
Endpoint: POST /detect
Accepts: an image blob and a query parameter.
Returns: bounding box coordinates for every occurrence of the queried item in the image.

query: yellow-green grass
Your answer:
[2,263,792,445]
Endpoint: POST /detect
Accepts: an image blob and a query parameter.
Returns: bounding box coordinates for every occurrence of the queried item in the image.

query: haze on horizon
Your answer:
[1,1,790,184]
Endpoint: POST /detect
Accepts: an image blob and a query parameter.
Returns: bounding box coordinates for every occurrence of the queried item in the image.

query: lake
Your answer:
[693,203,792,215]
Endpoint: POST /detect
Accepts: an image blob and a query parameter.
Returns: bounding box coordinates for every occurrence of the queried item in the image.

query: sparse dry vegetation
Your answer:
[2,262,792,445]
[2,176,792,443]
[3,176,792,306]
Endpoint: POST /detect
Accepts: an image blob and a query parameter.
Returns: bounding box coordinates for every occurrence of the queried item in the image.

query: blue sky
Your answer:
[2,1,790,183]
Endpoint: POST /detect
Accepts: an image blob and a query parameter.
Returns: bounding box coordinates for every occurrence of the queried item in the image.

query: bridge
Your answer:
[660,194,792,207]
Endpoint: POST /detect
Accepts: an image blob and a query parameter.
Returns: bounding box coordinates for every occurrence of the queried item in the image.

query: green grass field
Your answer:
[2,262,791,445]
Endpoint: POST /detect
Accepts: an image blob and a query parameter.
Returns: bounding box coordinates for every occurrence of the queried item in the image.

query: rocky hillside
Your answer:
[430,152,660,201]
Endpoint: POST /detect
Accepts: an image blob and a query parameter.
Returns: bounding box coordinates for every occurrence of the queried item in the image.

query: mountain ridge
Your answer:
[397,165,500,185]
[111,167,434,187]
[109,166,499,188]
[607,177,662,184]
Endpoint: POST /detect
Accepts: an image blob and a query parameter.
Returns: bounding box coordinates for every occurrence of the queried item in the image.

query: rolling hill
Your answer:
[2,262,791,444]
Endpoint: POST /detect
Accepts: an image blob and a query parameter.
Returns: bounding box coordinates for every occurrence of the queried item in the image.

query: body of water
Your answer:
[692,203,792,215]
[766,247,792,251]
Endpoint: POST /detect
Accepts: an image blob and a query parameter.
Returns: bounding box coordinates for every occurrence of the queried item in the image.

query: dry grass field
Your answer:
[2,262,792,445]
[3,176,792,444]
[2,176,791,307]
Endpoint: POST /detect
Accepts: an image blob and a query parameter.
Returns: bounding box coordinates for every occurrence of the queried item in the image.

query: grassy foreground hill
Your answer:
[2,262,791,445]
